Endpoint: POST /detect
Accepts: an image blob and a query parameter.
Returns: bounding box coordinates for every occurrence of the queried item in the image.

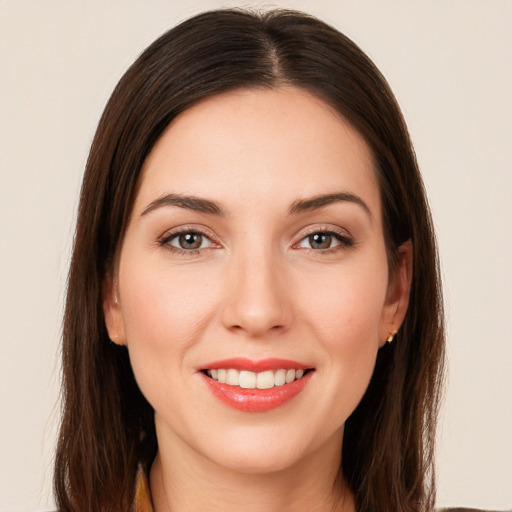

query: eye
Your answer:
[297,230,352,251]
[160,229,217,252]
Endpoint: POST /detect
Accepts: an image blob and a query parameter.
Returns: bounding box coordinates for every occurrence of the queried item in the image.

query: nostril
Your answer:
[227,322,287,336]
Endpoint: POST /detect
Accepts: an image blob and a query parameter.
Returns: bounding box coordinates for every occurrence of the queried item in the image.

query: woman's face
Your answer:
[105,86,410,474]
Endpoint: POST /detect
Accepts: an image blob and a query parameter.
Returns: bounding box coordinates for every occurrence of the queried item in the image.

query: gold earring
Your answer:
[386,330,397,344]
[110,333,120,344]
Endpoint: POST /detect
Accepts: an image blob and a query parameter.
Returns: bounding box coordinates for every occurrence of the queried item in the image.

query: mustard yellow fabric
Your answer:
[132,467,153,512]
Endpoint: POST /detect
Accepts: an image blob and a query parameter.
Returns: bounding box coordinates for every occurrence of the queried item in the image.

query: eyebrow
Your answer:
[140,191,372,220]
[289,192,372,220]
[141,193,225,217]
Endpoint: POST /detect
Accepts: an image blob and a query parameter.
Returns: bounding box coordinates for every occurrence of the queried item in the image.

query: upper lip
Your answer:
[201,357,311,372]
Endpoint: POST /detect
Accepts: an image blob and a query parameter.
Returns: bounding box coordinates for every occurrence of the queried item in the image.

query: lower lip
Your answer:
[201,371,313,412]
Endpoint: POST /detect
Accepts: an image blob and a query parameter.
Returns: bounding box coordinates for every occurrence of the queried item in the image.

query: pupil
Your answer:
[310,233,331,249]
[179,233,202,249]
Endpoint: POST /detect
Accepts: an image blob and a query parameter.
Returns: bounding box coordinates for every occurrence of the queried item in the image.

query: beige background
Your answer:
[1,1,511,510]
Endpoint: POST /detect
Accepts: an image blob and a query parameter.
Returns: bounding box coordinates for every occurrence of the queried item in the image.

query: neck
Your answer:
[150,428,355,512]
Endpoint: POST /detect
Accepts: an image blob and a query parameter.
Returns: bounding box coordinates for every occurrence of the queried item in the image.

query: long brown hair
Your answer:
[55,9,445,512]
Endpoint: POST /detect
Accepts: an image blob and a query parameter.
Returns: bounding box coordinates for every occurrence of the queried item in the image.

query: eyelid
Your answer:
[294,224,352,241]
[158,224,222,252]
[292,224,354,251]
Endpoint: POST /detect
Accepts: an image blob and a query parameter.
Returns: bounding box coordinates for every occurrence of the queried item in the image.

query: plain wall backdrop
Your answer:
[1,1,511,510]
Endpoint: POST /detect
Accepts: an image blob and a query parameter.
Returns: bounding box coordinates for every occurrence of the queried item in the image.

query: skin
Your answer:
[104,86,412,512]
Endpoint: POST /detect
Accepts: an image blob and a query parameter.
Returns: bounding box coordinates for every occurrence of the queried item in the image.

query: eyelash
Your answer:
[158,227,354,255]
[158,227,218,255]
[294,227,354,254]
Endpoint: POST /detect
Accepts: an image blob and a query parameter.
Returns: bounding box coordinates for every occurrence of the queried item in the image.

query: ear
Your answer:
[103,272,127,346]
[378,240,413,347]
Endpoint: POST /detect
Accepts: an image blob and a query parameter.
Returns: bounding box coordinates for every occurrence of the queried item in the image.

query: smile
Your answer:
[200,358,314,412]
[204,368,305,389]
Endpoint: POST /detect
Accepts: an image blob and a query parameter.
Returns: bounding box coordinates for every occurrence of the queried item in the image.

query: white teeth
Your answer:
[239,370,256,389]
[257,370,274,389]
[274,369,286,386]
[226,369,239,386]
[205,368,307,389]
[285,369,295,383]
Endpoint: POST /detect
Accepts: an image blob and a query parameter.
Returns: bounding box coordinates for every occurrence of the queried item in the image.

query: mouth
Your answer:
[199,358,315,412]
[201,367,312,389]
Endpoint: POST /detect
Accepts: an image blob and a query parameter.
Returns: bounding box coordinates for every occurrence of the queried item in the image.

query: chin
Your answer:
[202,427,327,475]
[210,446,303,475]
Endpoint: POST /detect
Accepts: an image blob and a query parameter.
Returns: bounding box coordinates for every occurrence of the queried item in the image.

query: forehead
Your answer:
[136,86,380,217]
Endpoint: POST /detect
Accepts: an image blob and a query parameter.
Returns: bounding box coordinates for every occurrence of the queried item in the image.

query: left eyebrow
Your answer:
[141,193,226,217]
[289,192,373,221]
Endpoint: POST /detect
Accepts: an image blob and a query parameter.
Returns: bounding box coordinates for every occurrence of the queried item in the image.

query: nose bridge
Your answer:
[222,239,292,336]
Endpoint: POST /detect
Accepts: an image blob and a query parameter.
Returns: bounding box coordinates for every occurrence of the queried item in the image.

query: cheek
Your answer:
[297,262,388,395]
[118,258,222,414]
[120,259,215,342]
[117,256,222,388]
[301,263,388,341]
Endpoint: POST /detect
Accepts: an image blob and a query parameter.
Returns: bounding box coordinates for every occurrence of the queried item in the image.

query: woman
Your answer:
[54,9,445,512]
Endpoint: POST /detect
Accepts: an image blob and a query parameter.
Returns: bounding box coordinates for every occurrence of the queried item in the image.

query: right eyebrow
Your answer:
[140,193,226,217]
[289,192,373,221]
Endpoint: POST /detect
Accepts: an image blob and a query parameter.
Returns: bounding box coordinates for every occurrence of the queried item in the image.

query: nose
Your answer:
[221,249,293,338]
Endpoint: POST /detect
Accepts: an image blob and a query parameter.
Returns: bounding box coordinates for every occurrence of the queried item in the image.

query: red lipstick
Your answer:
[200,358,313,412]
[202,357,309,372]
